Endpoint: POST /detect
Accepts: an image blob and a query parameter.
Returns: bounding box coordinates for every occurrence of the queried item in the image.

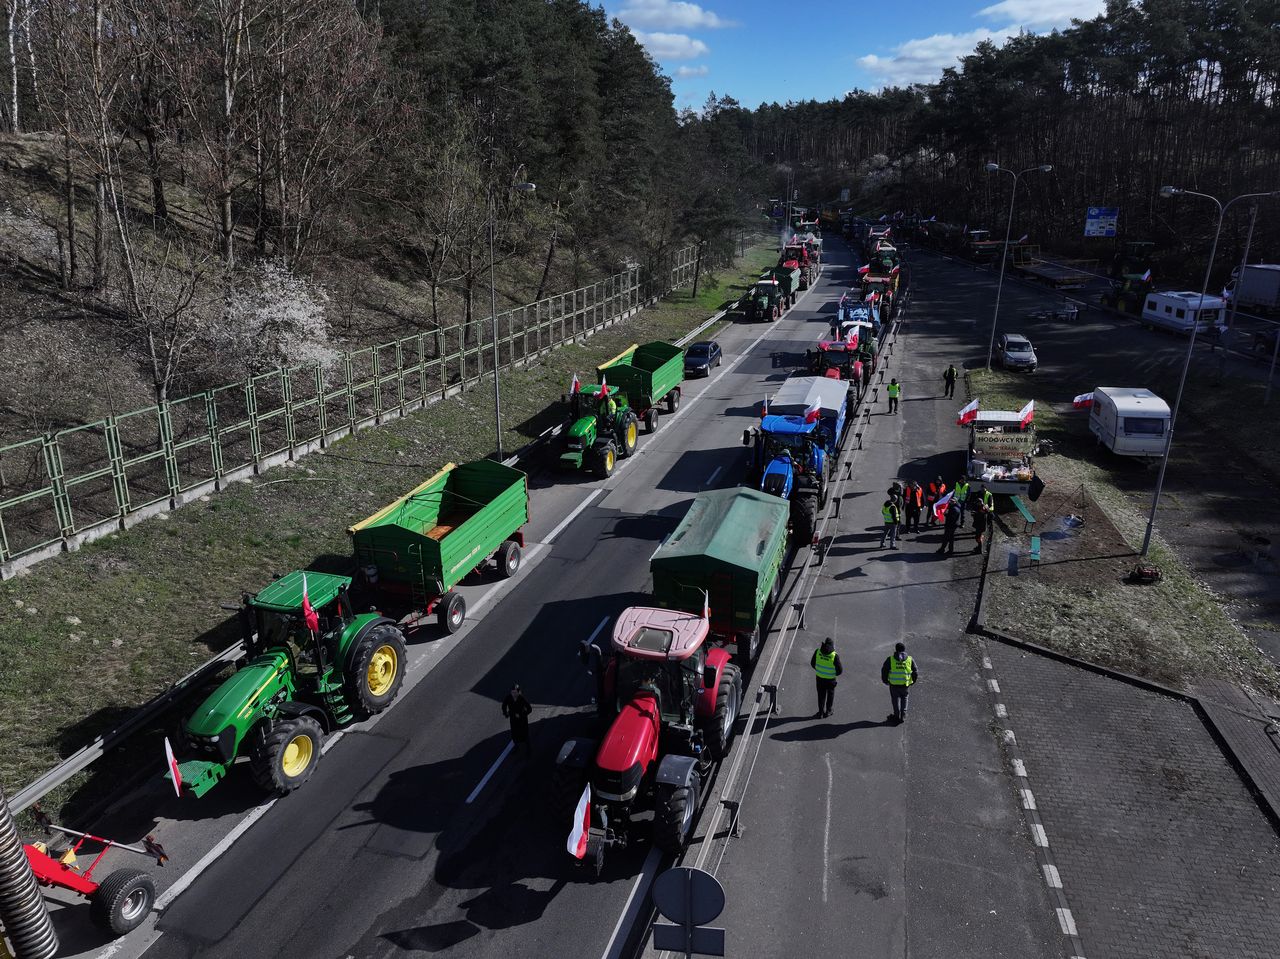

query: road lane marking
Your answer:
[599,847,662,959]
[1021,788,1037,810]
[466,741,514,804]
[1012,758,1027,777]
[1043,864,1062,888]
[1056,908,1078,937]
[987,678,1000,693]
[995,703,1007,718]
[822,753,833,904]
[153,797,280,911]
[705,466,722,486]
[1031,823,1048,847]
[544,489,603,545]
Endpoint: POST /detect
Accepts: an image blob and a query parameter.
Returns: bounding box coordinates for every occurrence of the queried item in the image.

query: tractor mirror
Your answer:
[742,429,752,446]
[703,664,718,689]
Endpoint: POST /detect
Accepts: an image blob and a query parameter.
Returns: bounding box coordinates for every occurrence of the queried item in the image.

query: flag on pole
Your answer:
[1015,234,1028,244]
[956,398,979,425]
[761,394,769,418]
[804,399,822,424]
[701,589,710,620]
[858,264,871,275]
[570,372,580,394]
[928,214,936,222]
[164,736,183,797]
[1072,392,1094,409]
[889,265,900,275]
[301,572,320,634]
[1018,399,1035,428]
[1140,268,1152,282]
[597,374,609,398]
[1222,286,1231,302]
[933,490,954,522]
[567,783,591,859]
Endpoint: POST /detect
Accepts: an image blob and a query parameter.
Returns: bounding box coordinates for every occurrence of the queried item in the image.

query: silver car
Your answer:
[998,333,1038,371]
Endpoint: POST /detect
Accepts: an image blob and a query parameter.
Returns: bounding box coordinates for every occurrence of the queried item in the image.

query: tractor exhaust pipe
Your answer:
[0,784,58,959]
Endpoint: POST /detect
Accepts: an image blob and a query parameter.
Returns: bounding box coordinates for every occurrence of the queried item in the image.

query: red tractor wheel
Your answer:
[90,868,156,936]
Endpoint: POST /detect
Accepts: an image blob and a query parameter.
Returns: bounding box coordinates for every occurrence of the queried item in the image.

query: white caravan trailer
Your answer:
[1089,387,1170,457]
[1141,291,1226,335]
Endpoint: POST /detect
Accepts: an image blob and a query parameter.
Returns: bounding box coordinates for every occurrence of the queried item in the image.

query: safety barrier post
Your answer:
[104,416,130,518]
[40,434,74,539]
[205,392,224,479]
[158,402,181,502]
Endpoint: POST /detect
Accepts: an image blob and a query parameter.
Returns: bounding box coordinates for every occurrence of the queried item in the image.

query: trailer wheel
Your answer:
[594,444,616,478]
[735,626,760,665]
[701,663,742,760]
[653,779,699,853]
[90,868,156,936]
[439,590,467,633]
[643,408,659,433]
[498,540,522,578]
[346,623,406,715]
[666,389,681,414]
[250,716,323,794]
[618,413,639,458]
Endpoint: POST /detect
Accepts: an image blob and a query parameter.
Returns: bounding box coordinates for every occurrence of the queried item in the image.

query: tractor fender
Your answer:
[696,648,734,719]
[655,754,699,790]
[556,737,596,770]
[339,614,402,677]
[275,699,334,734]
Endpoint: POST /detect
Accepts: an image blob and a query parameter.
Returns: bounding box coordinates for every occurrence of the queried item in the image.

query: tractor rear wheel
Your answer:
[346,623,407,715]
[250,716,323,794]
[735,626,760,665]
[653,778,700,853]
[666,389,681,414]
[594,444,616,478]
[439,590,467,633]
[618,413,639,458]
[702,663,742,760]
[497,540,522,578]
[793,494,818,546]
[90,868,156,936]
[643,408,659,434]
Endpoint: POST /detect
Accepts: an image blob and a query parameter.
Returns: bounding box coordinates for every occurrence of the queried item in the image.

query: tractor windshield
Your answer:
[764,430,811,463]
[616,650,704,725]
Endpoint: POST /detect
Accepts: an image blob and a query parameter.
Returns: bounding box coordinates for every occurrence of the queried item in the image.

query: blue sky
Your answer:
[605,0,1107,111]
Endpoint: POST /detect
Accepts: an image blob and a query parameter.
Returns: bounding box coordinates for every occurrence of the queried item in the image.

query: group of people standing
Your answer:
[880,477,992,553]
[811,638,918,724]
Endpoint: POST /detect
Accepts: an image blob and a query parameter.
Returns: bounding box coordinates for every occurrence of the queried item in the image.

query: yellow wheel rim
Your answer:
[606,450,615,469]
[626,422,637,447]
[366,644,398,697]
[281,732,314,778]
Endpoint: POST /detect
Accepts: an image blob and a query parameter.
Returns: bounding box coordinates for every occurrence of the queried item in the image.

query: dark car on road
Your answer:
[684,340,722,376]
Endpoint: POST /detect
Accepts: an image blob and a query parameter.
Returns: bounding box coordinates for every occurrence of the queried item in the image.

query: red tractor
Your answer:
[554,607,742,873]
[781,243,814,289]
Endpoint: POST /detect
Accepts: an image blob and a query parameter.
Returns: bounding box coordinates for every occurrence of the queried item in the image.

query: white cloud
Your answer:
[634,31,710,60]
[976,0,1105,30]
[859,27,1004,87]
[616,0,734,30]
[675,64,710,78]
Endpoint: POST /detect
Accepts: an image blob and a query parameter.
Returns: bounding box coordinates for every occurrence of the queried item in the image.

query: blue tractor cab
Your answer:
[744,414,827,544]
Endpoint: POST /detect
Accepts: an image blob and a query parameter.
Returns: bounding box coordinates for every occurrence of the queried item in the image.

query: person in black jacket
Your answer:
[810,638,843,718]
[501,684,533,757]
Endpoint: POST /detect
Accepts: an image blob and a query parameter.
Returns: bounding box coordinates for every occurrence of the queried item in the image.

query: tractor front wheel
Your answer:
[594,444,616,478]
[90,868,156,936]
[346,623,407,715]
[618,413,639,458]
[250,716,323,794]
[702,663,742,760]
[497,540,522,578]
[653,778,700,853]
[439,590,467,633]
[643,408,659,434]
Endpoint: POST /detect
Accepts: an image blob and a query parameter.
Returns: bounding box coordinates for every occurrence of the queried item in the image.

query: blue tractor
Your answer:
[742,414,829,546]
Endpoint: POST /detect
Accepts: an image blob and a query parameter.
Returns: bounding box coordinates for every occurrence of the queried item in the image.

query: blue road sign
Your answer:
[1084,207,1119,238]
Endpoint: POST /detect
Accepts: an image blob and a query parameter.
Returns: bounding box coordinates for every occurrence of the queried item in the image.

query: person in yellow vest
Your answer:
[886,378,901,414]
[954,476,971,527]
[881,641,918,724]
[811,637,844,718]
[980,486,994,512]
[879,498,900,549]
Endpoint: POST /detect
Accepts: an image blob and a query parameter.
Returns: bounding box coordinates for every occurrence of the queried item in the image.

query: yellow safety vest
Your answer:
[955,481,970,501]
[814,649,838,679]
[882,504,899,523]
[981,488,994,509]
[887,383,901,398]
[888,654,913,686]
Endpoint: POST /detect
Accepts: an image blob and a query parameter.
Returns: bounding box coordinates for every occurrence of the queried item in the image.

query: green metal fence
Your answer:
[0,240,720,575]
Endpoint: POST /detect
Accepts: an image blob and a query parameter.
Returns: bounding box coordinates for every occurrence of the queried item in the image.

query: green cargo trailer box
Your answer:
[650,487,789,663]
[349,459,528,612]
[769,265,801,302]
[598,341,685,415]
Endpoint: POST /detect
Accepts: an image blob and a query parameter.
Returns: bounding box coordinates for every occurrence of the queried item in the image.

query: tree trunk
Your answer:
[63,126,76,287]
[145,126,168,221]
[534,226,557,301]
[692,242,703,298]
[93,173,106,290]
[6,0,18,133]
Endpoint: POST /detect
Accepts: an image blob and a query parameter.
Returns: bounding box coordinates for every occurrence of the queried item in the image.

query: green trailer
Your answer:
[349,459,529,633]
[769,264,801,307]
[598,341,685,433]
[650,487,789,665]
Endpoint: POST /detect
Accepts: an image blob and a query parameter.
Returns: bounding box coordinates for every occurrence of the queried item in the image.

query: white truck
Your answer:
[1229,264,1280,313]
[1141,291,1226,335]
[967,411,1036,496]
[1088,387,1170,458]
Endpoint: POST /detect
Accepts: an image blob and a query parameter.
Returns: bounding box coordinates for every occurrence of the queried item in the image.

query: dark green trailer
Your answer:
[598,341,685,433]
[348,459,529,633]
[769,264,801,307]
[650,487,789,664]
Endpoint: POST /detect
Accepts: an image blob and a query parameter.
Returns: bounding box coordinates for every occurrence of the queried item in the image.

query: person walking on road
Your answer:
[942,364,958,398]
[953,476,970,527]
[880,499,900,549]
[903,481,923,534]
[937,497,960,555]
[811,638,843,718]
[887,378,901,414]
[973,502,990,553]
[925,477,947,528]
[502,684,533,758]
[881,642,918,724]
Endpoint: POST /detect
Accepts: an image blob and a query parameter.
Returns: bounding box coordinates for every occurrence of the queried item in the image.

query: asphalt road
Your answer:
[45,235,852,959]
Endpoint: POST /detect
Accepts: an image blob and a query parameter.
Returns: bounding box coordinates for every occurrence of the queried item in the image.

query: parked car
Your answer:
[684,340,722,376]
[997,333,1038,372]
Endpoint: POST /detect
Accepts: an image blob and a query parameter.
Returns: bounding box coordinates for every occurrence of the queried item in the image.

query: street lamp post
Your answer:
[489,177,536,461]
[983,163,1053,371]
[1140,187,1278,557]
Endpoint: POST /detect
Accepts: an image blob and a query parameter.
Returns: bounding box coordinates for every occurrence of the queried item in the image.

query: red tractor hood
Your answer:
[595,693,661,781]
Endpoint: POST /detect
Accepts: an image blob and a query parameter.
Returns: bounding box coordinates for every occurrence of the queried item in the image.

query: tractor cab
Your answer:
[751,415,822,500]
[745,278,782,320]
[245,570,354,671]
[561,385,631,475]
[609,607,710,727]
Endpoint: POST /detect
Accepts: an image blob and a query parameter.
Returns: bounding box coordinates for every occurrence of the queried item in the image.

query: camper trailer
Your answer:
[1140,291,1225,335]
[1089,387,1170,457]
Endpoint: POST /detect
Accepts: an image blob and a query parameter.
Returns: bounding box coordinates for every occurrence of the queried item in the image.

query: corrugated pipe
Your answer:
[0,784,57,959]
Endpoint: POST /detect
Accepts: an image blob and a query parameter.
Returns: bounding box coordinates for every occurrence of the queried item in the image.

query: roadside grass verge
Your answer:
[0,241,777,821]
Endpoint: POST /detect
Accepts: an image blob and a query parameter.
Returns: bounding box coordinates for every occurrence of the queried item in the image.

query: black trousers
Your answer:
[890,685,910,719]
[904,506,920,532]
[888,396,898,414]
[944,381,955,397]
[816,677,836,713]
[939,525,956,553]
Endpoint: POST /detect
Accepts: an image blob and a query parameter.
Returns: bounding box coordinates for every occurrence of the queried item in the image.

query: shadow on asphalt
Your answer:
[769,717,894,741]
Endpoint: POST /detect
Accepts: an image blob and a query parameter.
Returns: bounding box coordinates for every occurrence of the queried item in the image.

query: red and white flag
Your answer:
[567,783,591,859]
[701,589,711,620]
[1019,399,1035,428]
[956,398,979,425]
[164,736,183,797]
[803,399,822,424]
[597,374,609,398]
[1072,392,1094,409]
[933,490,954,522]
[1140,268,1152,282]
[301,572,320,634]
[889,265,900,275]
[858,264,871,274]
[760,394,769,418]
[570,372,580,394]
[844,327,859,348]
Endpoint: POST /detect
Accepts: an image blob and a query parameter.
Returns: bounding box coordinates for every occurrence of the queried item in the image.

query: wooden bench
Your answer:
[1029,535,1042,566]
[1010,494,1036,532]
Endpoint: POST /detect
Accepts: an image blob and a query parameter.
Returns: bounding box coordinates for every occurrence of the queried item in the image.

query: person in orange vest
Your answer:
[903,480,924,534]
[925,476,947,528]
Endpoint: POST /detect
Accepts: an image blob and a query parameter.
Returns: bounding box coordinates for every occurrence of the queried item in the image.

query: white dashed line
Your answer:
[465,741,514,804]
[987,678,1000,693]
[1056,908,1078,937]
[982,656,993,670]
[1043,864,1063,888]
[1012,758,1027,777]
[1031,823,1049,847]
[1003,729,1017,745]
[1020,788,1037,810]
[995,703,1007,718]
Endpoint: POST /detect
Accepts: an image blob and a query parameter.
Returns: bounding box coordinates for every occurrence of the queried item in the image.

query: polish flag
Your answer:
[597,374,608,398]
[804,399,822,424]
[956,398,979,425]
[570,372,580,394]
[1019,399,1035,428]
[567,783,591,859]
[701,589,711,620]
[1072,392,1094,409]
[858,264,871,275]
[301,573,320,634]
[933,490,954,522]
[164,736,183,797]
[760,394,769,418]
[1140,268,1152,282]
[889,265,900,275]
[844,327,859,348]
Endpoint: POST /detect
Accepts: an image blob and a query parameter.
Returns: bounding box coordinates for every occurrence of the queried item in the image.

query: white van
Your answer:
[1089,387,1170,457]
[1141,291,1225,334]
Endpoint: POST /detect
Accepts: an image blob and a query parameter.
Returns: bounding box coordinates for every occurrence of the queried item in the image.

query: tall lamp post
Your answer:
[984,162,1053,370]
[489,176,536,461]
[1140,187,1278,557]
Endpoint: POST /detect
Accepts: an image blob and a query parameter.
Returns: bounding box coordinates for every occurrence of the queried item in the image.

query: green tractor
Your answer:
[743,277,785,321]
[558,384,639,478]
[172,570,407,797]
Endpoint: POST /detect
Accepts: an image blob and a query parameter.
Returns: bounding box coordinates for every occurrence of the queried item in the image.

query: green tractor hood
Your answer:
[560,415,597,468]
[186,651,291,738]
